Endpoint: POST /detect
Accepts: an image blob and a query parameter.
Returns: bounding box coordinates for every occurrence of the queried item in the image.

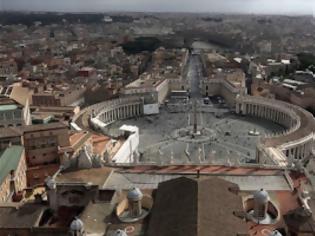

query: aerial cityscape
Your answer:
[0,1,315,235]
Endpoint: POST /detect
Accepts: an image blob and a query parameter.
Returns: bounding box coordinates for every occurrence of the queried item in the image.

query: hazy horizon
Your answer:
[0,0,315,15]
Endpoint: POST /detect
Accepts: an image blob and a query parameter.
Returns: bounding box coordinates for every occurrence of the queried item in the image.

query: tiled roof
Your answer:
[120,164,285,176]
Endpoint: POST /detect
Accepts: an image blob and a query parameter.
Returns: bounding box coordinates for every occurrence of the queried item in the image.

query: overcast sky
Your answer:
[1,0,315,15]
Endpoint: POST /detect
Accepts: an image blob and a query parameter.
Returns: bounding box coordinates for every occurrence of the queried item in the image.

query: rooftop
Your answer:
[69,131,91,151]
[125,77,166,89]
[147,176,248,236]
[56,167,113,187]
[104,172,292,191]
[118,164,286,176]
[0,203,46,228]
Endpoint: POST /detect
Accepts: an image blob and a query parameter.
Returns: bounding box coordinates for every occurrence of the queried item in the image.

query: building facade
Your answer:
[0,146,27,202]
[22,123,70,167]
[0,98,31,128]
[20,123,71,187]
[32,85,86,107]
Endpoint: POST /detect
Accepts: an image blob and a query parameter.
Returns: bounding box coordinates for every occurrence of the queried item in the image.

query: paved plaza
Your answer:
[107,107,285,164]
[106,55,285,165]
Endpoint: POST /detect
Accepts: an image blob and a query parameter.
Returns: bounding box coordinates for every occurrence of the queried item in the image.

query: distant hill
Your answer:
[0,12,135,26]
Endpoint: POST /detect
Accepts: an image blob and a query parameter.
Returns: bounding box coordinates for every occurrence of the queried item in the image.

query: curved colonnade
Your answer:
[72,97,144,130]
[91,97,143,128]
[73,93,315,167]
[236,96,315,166]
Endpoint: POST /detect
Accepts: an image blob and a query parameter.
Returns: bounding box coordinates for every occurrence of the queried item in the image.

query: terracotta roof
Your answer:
[69,131,91,151]
[147,177,248,236]
[90,134,110,155]
[284,207,315,234]
[56,167,113,187]
[120,164,285,176]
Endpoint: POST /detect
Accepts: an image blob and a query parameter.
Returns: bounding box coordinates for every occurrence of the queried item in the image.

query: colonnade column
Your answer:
[272,109,276,122]
[262,106,265,118]
[297,146,302,160]
[294,147,298,160]
[236,102,240,113]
